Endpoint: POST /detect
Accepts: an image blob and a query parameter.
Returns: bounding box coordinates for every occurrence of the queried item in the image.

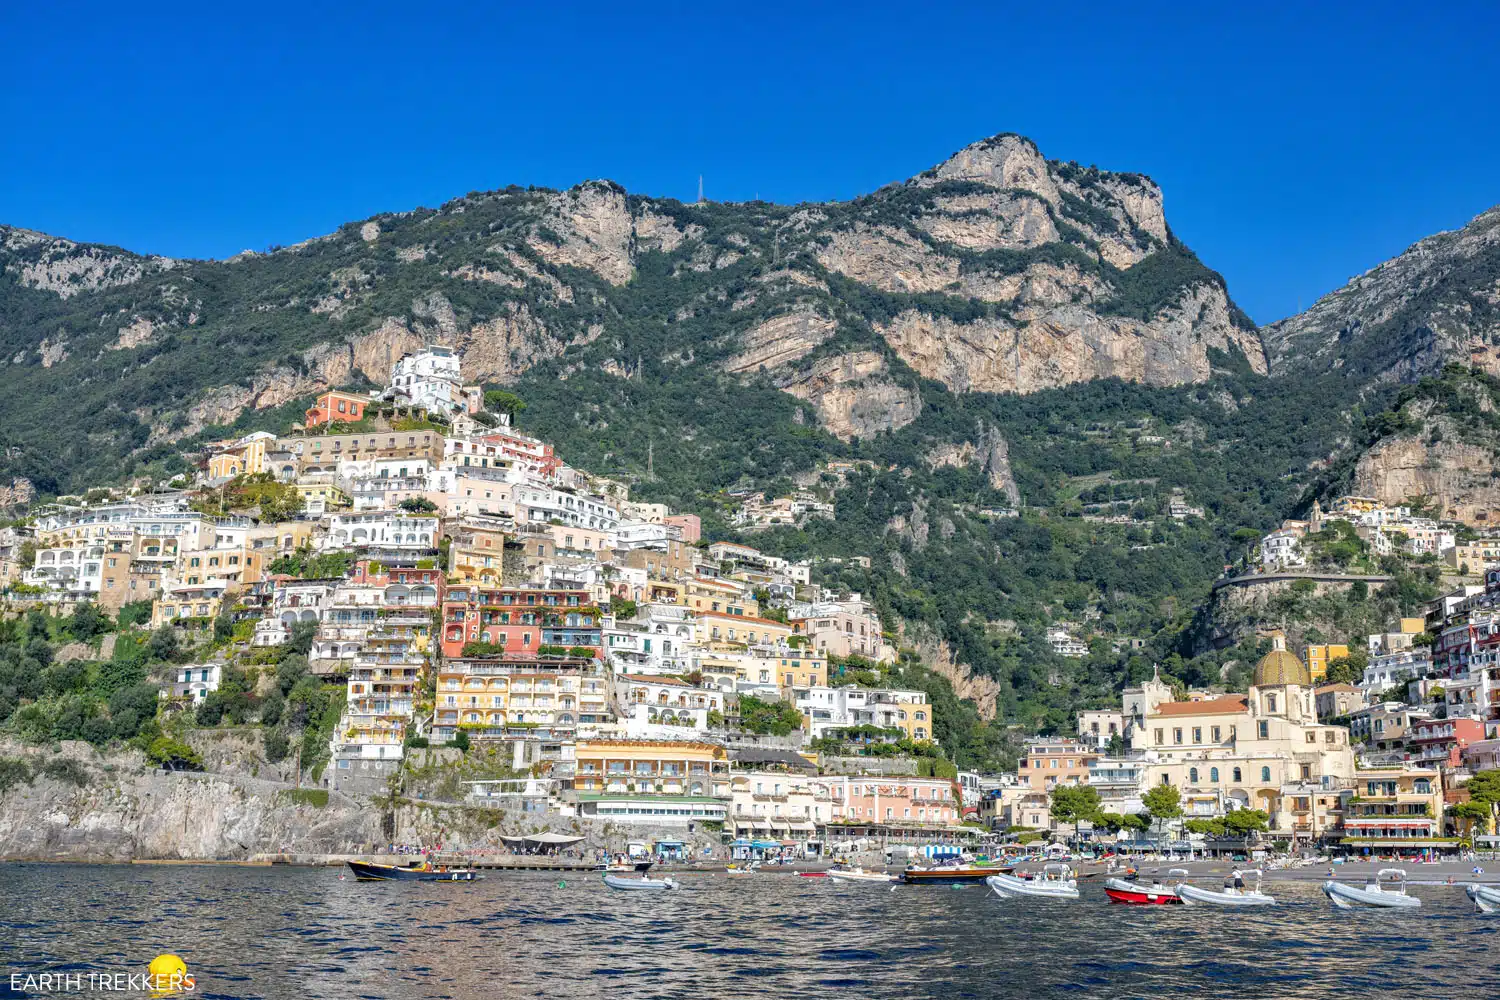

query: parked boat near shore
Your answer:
[903,864,1012,886]
[1323,869,1420,909]
[1466,883,1500,913]
[1104,869,1187,905]
[986,863,1078,900]
[1177,870,1276,907]
[604,874,678,891]
[346,860,477,882]
[827,867,897,884]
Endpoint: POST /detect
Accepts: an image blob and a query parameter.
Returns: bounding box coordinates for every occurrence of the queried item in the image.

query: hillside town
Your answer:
[0,345,1496,864]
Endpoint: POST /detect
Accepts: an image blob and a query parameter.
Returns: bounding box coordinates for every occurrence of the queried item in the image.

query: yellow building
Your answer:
[573,738,731,825]
[447,517,511,586]
[206,432,276,479]
[432,654,608,742]
[1304,643,1350,683]
[292,481,351,511]
[695,610,792,650]
[1342,766,1444,846]
[685,577,758,617]
[151,583,225,626]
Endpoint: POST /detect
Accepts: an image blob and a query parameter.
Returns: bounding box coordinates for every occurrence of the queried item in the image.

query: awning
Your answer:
[525,832,584,845]
[790,821,815,832]
[752,820,771,830]
[750,840,781,849]
[729,838,753,847]
[654,840,685,847]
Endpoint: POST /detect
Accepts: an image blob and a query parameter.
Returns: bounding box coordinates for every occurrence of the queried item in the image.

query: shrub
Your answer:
[145,737,203,771]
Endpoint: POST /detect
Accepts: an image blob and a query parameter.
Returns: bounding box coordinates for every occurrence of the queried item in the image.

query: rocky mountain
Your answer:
[0,133,1263,494]
[1261,206,1500,383]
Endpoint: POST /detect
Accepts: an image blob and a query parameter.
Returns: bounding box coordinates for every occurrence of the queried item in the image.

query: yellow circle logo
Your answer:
[148,954,194,994]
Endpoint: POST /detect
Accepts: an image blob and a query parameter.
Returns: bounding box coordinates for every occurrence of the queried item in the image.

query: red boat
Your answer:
[796,871,830,878]
[1104,870,1186,905]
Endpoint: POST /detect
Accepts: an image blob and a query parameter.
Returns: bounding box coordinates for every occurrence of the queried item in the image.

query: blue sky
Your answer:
[2,2,1495,324]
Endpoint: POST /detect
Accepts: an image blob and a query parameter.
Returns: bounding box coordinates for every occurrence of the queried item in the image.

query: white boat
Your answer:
[604,874,678,891]
[826,867,897,884]
[987,863,1078,900]
[1467,884,1500,914]
[1177,870,1276,906]
[1322,868,1420,909]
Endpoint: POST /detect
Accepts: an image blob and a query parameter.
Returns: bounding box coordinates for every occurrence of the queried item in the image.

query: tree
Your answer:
[398,497,438,514]
[1325,649,1369,686]
[146,626,179,663]
[483,390,526,422]
[1142,783,1182,845]
[67,602,111,641]
[1105,733,1126,756]
[145,737,203,771]
[1448,801,1491,837]
[287,621,318,656]
[737,695,804,736]
[706,708,726,729]
[1049,784,1102,826]
[611,598,638,620]
[1223,808,1270,837]
[448,730,471,752]
[116,600,154,629]
[1463,770,1500,833]
[263,728,290,764]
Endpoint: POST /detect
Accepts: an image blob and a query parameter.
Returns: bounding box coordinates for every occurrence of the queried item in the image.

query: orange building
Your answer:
[305,391,369,428]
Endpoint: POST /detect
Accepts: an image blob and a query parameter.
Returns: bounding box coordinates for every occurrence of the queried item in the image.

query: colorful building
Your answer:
[572,738,731,825]
[304,390,369,428]
[440,585,600,658]
[1340,766,1444,847]
[1304,643,1350,683]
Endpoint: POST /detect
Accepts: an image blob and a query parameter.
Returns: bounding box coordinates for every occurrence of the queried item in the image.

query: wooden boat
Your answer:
[1466,884,1500,913]
[595,861,654,874]
[1104,868,1187,904]
[1322,869,1420,909]
[901,864,1011,886]
[346,860,476,882]
[1177,870,1276,906]
[986,863,1078,900]
[827,867,897,884]
[604,874,678,891]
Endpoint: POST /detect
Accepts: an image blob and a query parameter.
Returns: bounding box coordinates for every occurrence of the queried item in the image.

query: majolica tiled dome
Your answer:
[1252,648,1310,687]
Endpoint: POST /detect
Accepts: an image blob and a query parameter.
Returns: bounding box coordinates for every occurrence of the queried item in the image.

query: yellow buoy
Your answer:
[148,954,189,995]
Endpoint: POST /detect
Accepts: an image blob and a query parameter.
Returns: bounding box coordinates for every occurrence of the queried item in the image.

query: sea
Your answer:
[0,864,1496,999]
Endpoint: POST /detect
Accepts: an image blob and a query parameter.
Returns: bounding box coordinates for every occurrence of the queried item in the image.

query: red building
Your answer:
[1408,717,1486,769]
[440,585,601,659]
[305,390,369,428]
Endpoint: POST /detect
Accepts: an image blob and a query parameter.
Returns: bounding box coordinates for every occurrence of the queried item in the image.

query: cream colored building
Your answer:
[1134,637,1356,843]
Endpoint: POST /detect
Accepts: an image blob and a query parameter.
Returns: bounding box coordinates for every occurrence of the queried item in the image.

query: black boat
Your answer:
[901,864,1013,886]
[346,860,477,881]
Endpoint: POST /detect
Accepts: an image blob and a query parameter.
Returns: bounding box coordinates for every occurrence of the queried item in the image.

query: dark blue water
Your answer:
[0,864,1495,998]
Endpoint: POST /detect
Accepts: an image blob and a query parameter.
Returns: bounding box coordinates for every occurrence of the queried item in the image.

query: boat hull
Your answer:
[1103,878,1181,904]
[985,874,1078,900]
[1321,881,1420,908]
[1177,884,1276,906]
[604,875,676,891]
[796,871,829,878]
[346,861,475,881]
[902,867,1011,886]
[827,870,896,884]
[1466,884,1500,913]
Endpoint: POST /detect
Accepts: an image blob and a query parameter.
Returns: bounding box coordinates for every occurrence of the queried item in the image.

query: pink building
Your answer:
[664,514,701,544]
[823,774,961,827]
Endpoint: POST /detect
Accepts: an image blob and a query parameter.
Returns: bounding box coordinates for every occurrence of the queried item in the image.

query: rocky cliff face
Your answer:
[0,131,1262,490]
[1261,206,1500,382]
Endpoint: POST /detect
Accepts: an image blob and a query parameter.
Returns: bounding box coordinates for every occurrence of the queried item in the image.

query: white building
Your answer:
[323,512,438,551]
[166,663,222,705]
[793,684,932,740]
[1260,528,1305,569]
[1047,627,1089,658]
[382,345,481,417]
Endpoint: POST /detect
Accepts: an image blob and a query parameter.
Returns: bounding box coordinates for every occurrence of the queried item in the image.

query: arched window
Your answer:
[1189,767,1199,784]
[1260,766,1271,782]
[1210,767,1220,783]
[1266,693,1278,713]
[1233,767,1242,783]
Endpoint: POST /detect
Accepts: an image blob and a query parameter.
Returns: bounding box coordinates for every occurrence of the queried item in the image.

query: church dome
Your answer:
[1252,648,1310,687]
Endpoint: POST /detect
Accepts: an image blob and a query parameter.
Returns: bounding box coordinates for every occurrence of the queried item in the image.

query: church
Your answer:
[1133,633,1355,843]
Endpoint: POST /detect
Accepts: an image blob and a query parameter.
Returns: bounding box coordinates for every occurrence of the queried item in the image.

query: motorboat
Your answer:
[604,874,678,891]
[902,863,1012,886]
[1104,868,1187,904]
[594,860,654,874]
[1177,870,1276,906]
[826,867,897,884]
[346,860,477,882]
[986,863,1078,900]
[1322,868,1420,909]
[1466,883,1500,914]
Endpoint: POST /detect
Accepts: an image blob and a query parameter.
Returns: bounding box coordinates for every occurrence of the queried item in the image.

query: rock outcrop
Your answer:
[527,181,635,285]
[1261,205,1500,380]
[780,351,921,440]
[878,283,1265,394]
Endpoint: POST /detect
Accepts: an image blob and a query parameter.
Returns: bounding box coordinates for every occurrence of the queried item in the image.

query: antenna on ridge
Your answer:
[697,175,704,204]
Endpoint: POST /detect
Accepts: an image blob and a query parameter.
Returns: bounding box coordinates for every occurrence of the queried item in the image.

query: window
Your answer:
[1210,767,1219,782]
[1258,720,1269,739]
[1211,726,1221,742]
[1154,728,1163,745]
[1233,767,1242,782]
[1173,728,1183,745]
[1189,767,1199,783]
[1260,766,1271,782]
[1300,764,1312,781]
[1266,693,1277,713]
[1306,732,1316,744]
[1192,727,1202,743]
